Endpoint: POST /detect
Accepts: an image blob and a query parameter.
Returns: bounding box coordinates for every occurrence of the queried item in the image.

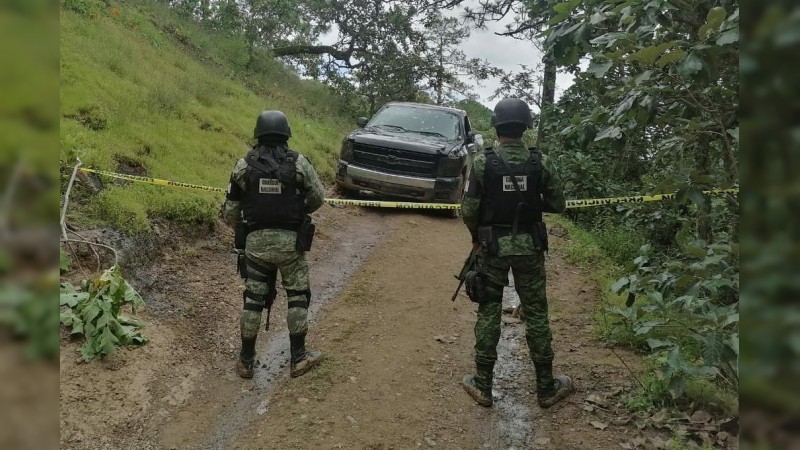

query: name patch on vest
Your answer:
[259,178,282,194]
[503,176,528,191]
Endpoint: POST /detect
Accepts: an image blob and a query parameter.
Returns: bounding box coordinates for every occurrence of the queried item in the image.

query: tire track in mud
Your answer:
[481,281,536,449]
[160,209,399,449]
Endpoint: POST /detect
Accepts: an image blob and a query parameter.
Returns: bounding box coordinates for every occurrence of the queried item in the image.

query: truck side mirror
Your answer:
[473,134,484,149]
[356,117,368,127]
[466,131,476,144]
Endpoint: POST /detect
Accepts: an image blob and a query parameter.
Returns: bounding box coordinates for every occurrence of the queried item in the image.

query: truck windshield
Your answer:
[369,105,462,140]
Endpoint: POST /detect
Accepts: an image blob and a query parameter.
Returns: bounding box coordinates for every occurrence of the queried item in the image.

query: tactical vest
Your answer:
[241,145,306,231]
[479,148,544,228]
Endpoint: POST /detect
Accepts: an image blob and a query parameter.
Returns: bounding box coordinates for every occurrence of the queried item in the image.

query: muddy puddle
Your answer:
[480,275,538,449]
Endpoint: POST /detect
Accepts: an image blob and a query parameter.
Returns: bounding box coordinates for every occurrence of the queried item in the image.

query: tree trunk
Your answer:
[695,135,714,243]
[246,41,255,69]
[537,51,557,152]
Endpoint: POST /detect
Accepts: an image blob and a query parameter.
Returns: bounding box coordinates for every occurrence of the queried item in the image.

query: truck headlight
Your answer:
[438,154,463,177]
[340,139,354,160]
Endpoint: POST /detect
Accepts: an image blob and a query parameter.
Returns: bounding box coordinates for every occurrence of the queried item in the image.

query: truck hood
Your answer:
[348,128,460,155]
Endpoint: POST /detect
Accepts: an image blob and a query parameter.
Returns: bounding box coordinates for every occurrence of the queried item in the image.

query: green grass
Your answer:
[60,0,352,232]
[548,214,629,316]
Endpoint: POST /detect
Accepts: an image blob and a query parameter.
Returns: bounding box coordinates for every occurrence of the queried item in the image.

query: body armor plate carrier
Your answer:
[241,145,306,231]
[479,148,544,229]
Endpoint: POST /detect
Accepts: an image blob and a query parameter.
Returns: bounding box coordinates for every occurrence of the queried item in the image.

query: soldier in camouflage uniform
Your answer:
[222,110,325,379]
[460,98,574,407]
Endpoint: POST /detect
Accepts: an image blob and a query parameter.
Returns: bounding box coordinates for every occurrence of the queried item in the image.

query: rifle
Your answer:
[451,247,479,302]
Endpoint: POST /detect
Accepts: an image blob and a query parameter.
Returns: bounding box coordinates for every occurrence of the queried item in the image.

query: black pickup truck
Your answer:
[335,102,482,206]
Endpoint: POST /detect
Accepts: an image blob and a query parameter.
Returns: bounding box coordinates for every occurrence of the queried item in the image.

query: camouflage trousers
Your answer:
[240,229,310,347]
[474,251,554,368]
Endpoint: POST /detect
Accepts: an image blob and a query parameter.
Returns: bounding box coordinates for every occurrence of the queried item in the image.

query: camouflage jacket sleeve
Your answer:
[460,153,485,241]
[540,153,566,214]
[297,155,325,213]
[221,158,248,227]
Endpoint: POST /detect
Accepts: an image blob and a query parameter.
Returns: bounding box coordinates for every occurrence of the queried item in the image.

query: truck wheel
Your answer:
[446,173,466,219]
[335,183,357,198]
[447,206,461,219]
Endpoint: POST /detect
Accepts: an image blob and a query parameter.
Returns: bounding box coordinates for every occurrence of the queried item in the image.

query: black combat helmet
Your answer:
[490,98,533,129]
[254,110,292,139]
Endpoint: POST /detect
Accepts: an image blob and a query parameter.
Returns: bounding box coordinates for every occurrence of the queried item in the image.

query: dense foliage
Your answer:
[541,0,739,409]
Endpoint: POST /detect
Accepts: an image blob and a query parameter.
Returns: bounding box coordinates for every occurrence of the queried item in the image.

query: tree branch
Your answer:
[270,44,365,68]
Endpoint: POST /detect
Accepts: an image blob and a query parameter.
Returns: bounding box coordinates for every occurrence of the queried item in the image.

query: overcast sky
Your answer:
[446,6,576,110]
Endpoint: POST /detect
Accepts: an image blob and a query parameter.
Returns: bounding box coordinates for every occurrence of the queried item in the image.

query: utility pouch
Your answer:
[295,217,315,252]
[477,225,498,256]
[464,270,487,303]
[236,252,247,279]
[532,221,549,252]
[234,222,249,251]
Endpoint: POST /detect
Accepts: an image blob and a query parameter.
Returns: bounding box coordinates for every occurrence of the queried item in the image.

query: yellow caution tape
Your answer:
[565,189,739,209]
[79,167,738,210]
[80,168,226,193]
[325,198,459,210]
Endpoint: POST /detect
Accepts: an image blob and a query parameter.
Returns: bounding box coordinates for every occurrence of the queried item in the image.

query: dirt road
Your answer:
[60,206,666,449]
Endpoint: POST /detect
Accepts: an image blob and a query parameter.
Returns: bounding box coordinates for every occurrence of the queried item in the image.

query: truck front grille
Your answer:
[352,144,438,177]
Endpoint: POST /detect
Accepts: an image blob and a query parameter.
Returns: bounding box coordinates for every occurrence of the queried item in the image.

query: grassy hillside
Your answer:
[60,0,352,232]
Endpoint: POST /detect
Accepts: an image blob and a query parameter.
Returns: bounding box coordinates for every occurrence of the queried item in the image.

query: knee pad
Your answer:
[286,289,311,310]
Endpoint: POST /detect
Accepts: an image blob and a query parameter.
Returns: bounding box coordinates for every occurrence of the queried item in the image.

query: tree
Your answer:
[421,11,473,105]
[431,0,570,149]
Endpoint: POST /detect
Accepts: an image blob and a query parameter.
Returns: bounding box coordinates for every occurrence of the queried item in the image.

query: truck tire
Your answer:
[335,182,357,198]
[446,173,467,219]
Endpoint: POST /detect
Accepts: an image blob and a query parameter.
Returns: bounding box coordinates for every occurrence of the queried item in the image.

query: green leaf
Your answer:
[687,365,718,377]
[722,313,739,327]
[610,276,629,293]
[60,291,88,308]
[685,245,708,258]
[590,32,629,47]
[656,49,686,68]
[699,7,727,39]
[635,320,663,335]
[99,325,120,357]
[594,126,622,141]
[716,27,739,45]
[60,250,70,272]
[668,376,686,399]
[590,11,606,25]
[728,333,739,356]
[79,343,95,362]
[727,127,739,143]
[678,54,704,79]
[687,188,707,209]
[628,42,674,66]
[647,291,663,303]
[700,332,726,366]
[586,60,613,78]
[635,72,654,88]
[647,338,673,350]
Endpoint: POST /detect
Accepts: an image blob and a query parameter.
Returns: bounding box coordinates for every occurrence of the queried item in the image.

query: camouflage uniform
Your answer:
[222,148,325,374]
[461,139,567,403]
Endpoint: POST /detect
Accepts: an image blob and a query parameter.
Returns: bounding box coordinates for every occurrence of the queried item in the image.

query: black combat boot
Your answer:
[535,360,574,407]
[237,337,256,379]
[289,333,322,378]
[462,361,494,407]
